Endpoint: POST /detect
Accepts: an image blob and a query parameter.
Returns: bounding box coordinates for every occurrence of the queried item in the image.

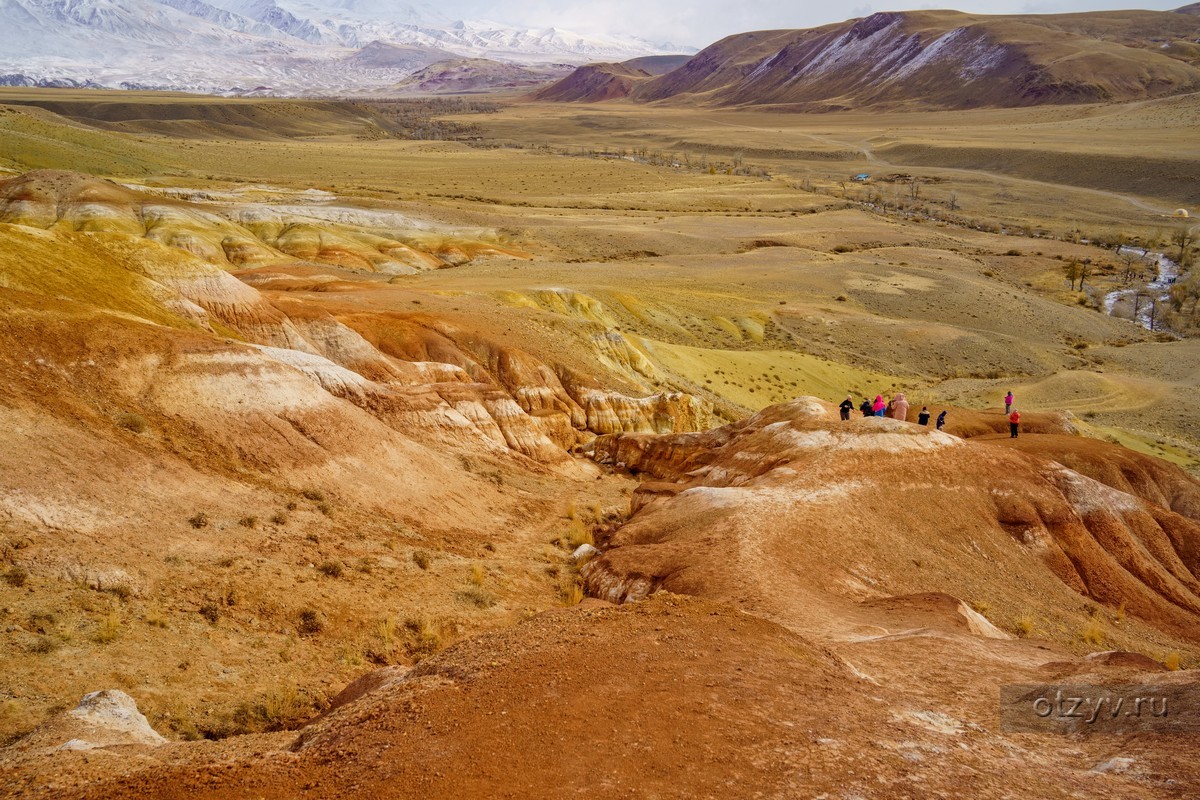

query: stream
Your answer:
[1102,247,1182,330]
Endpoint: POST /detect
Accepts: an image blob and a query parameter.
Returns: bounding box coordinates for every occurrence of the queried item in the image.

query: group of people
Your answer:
[839,392,947,430]
[837,390,1022,437]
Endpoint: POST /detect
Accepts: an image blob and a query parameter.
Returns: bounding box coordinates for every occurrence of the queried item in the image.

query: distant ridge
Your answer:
[537,9,1200,109]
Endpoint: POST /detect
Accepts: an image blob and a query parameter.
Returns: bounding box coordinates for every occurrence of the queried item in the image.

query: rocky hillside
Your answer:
[391,59,573,96]
[541,9,1200,109]
[5,399,1199,798]
[530,62,653,102]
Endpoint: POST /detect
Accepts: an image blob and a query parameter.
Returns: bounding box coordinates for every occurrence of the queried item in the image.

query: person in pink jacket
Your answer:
[872,395,886,416]
[890,392,909,421]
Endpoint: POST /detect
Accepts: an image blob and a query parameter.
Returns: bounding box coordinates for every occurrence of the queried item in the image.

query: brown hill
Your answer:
[616,10,1200,109]
[529,62,653,102]
[391,58,573,96]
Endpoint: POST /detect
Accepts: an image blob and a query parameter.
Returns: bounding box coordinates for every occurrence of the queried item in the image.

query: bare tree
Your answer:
[1171,225,1196,268]
[946,191,959,211]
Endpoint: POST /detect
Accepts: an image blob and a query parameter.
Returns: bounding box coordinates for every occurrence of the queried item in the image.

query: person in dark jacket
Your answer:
[859,398,872,417]
[936,410,947,430]
[839,395,854,421]
[917,406,931,426]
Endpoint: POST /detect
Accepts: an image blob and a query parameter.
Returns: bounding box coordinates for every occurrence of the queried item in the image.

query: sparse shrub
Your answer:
[412,550,431,570]
[28,636,59,654]
[457,586,497,609]
[270,512,288,526]
[297,607,324,637]
[188,512,209,529]
[94,612,121,644]
[565,501,578,520]
[238,516,258,529]
[564,519,594,550]
[318,560,344,579]
[560,574,584,606]
[301,489,326,502]
[3,565,28,587]
[198,602,220,624]
[831,244,853,253]
[104,584,132,602]
[1014,616,1036,637]
[143,610,169,629]
[305,532,320,544]
[316,502,332,516]
[1079,618,1106,646]
[285,501,298,512]
[469,563,486,586]
[114,412,148,434]
[405,617,443,660]
[1164,652,1182,671]
[970,600,991,615]
[835,295,848,302]
[227,686,319,735]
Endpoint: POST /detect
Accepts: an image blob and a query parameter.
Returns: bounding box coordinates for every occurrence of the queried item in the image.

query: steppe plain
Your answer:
[0,88,1199,797]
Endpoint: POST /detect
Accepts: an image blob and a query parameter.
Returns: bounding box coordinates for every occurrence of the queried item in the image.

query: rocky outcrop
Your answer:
[10,691,165,755]
[584,398,1200,639]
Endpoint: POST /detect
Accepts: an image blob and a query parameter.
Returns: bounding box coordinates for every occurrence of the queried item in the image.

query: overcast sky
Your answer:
[439,0,1190,47]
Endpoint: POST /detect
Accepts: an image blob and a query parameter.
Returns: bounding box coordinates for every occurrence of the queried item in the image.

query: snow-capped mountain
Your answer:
[0,0,694,95]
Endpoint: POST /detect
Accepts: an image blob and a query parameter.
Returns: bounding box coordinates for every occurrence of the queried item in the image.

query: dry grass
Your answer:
[93,612,121,644]
[1013,616,1036,637]
[1079,618,1107,647]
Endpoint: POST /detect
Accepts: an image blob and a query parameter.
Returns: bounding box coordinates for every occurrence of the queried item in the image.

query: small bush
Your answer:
[114,412,148,434]
[317,560,344,579]
[270,512,288,526]
[188,512,209,530]
[1164,652,1182,671]
[412,550,431,570]
[469,563,486,586]
[198,602,220,624]
[970,600,990,615]
[143,611,169,629]
[238,516,258,529]
[405,617,442,660]
[560,575,584,606]
[457,587,497,609]
[1014,616,1036,637]
[28,636,59,654]
[94,613,121,644]
[301,489,326,502]
[316,502,332,516]
[831,244,853,253]
[564,519,594,550]
[1079,618,1106,646]
[297,607,324,636]
[3,565,28,587]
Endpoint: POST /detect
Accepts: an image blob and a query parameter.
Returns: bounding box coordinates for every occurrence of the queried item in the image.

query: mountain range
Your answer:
[0,0,691,94]
[538,7,1200,109]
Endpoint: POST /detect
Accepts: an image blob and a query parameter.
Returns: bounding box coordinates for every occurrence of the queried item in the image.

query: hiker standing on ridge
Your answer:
[1009,408,1021,438]
[872,395,886,417]
[839,395,854,421]
[890,392,909,421]
[918,406,930,426]
[1005,391,1014,414]
[936,410,947,430]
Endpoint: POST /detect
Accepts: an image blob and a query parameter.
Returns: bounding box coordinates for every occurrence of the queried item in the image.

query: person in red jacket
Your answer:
[1009,409,1020,438]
